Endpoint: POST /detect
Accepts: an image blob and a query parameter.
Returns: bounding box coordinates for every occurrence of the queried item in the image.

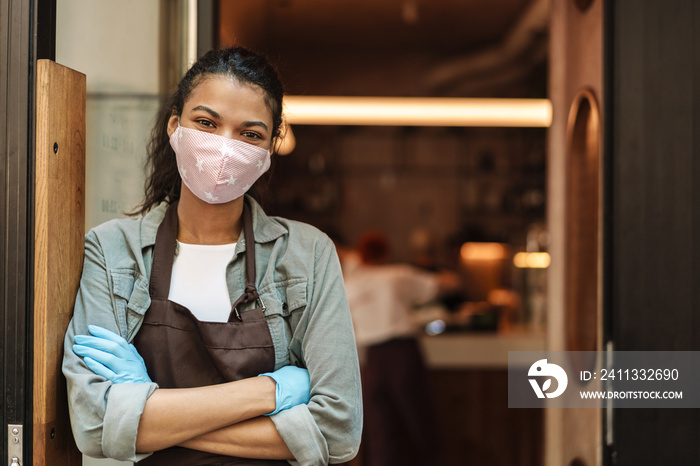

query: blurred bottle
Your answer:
[521,223,549,332]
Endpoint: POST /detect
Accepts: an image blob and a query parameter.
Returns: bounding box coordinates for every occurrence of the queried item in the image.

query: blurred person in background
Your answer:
[344,230,459,466]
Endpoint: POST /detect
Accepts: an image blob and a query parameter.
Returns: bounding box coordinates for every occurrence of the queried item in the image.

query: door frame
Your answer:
[1,0,55,462]
[1,0,36,462]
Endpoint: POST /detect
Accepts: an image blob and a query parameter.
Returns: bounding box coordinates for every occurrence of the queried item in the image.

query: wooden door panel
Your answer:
[547,1,604,465]
[33,59,85,465]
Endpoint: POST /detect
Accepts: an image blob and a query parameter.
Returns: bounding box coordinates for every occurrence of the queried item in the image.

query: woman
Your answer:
[62,47,362,465]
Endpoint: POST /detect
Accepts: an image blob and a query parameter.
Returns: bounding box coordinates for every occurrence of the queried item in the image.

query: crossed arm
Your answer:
[135,377,291,458]
[73,326,304,459]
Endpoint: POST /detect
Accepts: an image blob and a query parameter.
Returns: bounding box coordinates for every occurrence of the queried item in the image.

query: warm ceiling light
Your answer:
[283,96,552,127]
[460,242,507,261]
[513,252,551,269]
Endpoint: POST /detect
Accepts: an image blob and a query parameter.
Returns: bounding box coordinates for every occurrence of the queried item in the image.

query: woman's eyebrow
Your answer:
[191,105,221,119]
[242,120,269,131]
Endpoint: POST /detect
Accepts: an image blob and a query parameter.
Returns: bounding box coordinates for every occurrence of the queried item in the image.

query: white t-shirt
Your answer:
[344,263,438,348]
[168,241,237,322]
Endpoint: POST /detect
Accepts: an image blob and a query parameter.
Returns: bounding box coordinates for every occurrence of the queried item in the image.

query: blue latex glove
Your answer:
[73,325,152,384]
[259,366,310,415]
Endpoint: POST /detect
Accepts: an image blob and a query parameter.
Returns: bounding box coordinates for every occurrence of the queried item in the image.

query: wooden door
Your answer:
[33,59,85,465]
[547,1,605,465]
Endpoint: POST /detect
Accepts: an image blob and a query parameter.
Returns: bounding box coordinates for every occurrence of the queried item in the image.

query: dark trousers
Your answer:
[361,337,443,466]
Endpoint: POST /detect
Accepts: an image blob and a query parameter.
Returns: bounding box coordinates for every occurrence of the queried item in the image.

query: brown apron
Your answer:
[134,200,288,465]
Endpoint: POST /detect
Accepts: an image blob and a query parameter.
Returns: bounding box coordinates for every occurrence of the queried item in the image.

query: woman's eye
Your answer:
[196,119,215,128]
[242,131,262,140]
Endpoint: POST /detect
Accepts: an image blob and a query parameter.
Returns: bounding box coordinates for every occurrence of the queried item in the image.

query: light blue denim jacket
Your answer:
[62,196,362,465]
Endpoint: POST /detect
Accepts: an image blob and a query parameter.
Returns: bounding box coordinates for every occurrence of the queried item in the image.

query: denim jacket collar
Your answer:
[139,194,287,250]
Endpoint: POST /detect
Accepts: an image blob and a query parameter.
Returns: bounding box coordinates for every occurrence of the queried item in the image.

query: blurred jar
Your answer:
[514,223,550,331]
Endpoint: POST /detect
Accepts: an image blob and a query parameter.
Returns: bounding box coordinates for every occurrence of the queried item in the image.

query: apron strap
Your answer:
[149,201,179,299]
[228,201,261,321]
[149,199,261,317]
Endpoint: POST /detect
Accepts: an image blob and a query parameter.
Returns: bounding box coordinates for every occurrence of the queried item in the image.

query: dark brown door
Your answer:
[607,0,700,464]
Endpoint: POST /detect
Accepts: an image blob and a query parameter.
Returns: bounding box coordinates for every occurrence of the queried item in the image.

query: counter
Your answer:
[420,328,546,465]
[419,328,546,369]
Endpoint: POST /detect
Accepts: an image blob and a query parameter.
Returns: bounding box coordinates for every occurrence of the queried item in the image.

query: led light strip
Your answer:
[283,96,552,127]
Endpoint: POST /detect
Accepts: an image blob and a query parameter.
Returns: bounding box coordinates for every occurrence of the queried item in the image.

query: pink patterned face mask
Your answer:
[169,124,271,204]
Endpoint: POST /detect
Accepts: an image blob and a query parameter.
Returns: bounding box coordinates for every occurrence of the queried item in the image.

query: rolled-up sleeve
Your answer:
[62,231,157,462]
[271,238,363,465]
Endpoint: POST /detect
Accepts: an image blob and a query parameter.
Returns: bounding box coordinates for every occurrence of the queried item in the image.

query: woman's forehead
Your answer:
[186,75,269,115]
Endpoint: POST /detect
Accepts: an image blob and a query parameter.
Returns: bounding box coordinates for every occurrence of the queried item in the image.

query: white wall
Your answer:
[56,0,160,94]
[57,0,162,232]
[56,1,162,464]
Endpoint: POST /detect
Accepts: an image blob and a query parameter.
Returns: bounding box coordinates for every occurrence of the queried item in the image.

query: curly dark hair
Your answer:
[131,46,285,215]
